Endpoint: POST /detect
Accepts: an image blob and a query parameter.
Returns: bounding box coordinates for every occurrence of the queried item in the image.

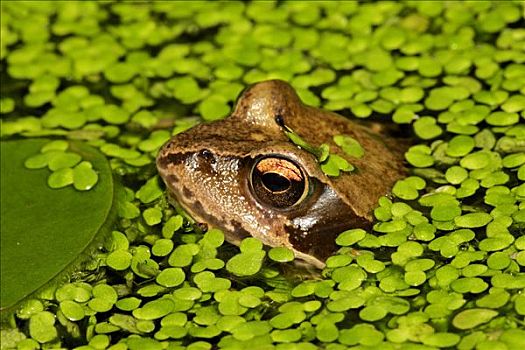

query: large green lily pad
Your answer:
[1,139,115,313]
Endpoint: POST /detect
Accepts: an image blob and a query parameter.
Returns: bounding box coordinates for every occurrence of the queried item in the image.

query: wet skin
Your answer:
[157,80,406,268]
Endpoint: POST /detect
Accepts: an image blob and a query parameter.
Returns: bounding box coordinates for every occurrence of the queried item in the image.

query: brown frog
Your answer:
[157,80,406,268]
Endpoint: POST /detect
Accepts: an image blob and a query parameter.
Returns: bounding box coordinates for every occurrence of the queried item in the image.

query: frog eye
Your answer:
[250,157,309,209]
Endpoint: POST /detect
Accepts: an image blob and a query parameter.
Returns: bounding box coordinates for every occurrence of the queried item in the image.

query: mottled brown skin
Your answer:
[157,80,406,268]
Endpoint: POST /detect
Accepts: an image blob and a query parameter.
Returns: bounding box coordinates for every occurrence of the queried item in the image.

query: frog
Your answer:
[157,80,406,268]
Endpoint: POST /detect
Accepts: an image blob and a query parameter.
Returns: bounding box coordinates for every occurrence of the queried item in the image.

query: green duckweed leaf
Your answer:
[73,161,98,191]
[47,167,74,188]
[321,154,355,177]
[106,250,132,271]
[446,135,475,157]
[24,153,51,169]
[162,215,184,239]
[41,140,68,153]
[59,300,85,321]
[133,298,175,321]
[338,324,384,346]
[198,95,231,121]
[268,247,295,263]
[336,229,366,246]
[0,98,15,114]
[333,135,365,158]
[156,268,185,288]
[452,308,498,330]
[454,212,493,228]
[136,176,163,204]
[413,116,443,140]
[283,129,320,158]
[421,332,460,348]
[143,207,163,226]
[226,239,266,277]
[151,239,174,257]
[28,311,57,343]
[486,111,519,126]
[445,166,468,184]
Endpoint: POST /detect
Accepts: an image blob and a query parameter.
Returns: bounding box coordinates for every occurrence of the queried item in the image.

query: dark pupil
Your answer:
[251,158,307,209]
[261,172,291,193]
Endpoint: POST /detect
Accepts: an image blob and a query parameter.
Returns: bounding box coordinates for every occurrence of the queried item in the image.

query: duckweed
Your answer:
[333,135,365,159]
[24,140,98,191]
[2,1,525,349]
[268,247,295,263]
[282,124,360,176]
[28,311,57,343]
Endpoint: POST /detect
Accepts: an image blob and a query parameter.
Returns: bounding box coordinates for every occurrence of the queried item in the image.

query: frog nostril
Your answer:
[200,149,212,158]
[274,114,285,127]
[199,149,216,163]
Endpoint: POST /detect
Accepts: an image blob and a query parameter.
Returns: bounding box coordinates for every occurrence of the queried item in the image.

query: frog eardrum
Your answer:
[157,80,406,268]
